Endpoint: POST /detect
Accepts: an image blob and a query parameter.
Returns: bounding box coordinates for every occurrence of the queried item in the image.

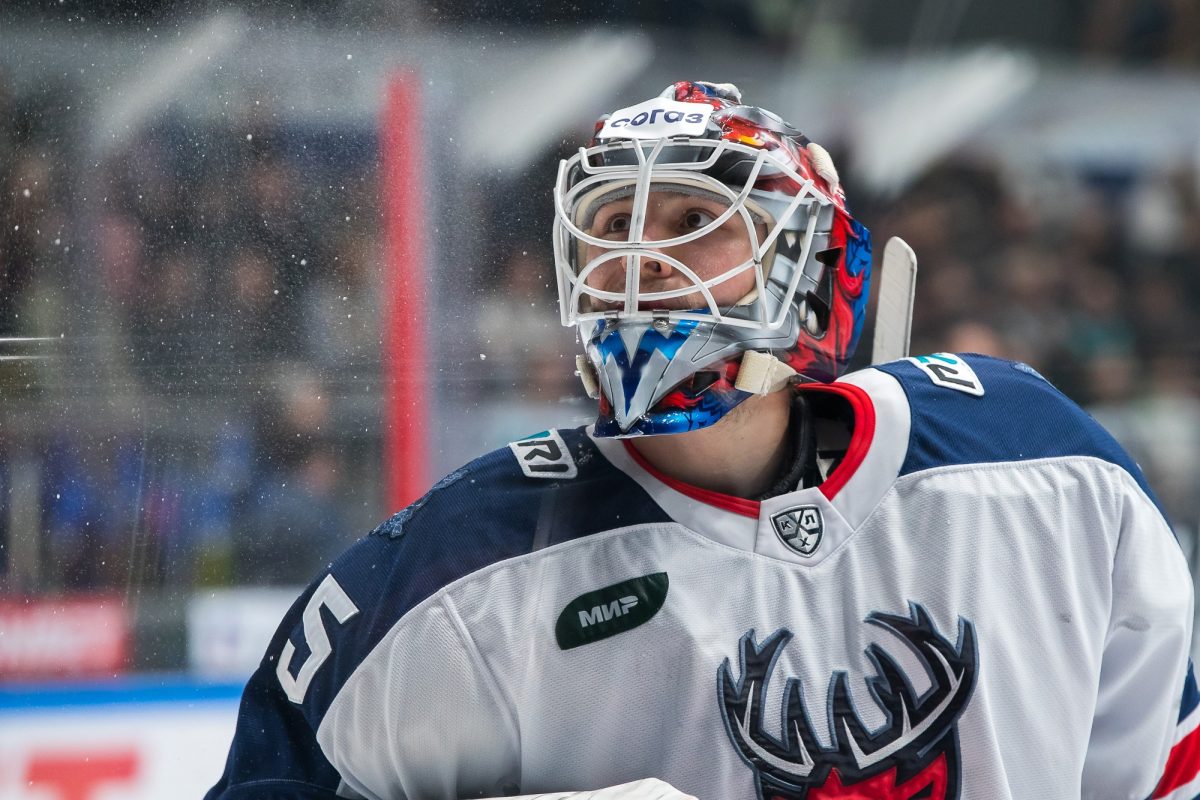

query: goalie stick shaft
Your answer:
[871,236,918,364]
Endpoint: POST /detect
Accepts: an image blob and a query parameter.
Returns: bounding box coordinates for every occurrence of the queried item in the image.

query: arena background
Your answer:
[2,1,1200,796]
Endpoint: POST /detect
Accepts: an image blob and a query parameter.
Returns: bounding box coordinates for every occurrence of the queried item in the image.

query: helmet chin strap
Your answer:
[734,350,797,394]
[576,355,601,399]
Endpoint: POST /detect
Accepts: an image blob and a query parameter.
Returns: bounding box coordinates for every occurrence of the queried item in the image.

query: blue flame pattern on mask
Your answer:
[602,390,743,437]
[592,318,701,417]
[590,317,753,437]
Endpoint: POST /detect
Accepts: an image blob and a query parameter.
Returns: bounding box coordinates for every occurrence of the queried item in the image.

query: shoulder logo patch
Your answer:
[555,572,669,650]
[907,353,984,397]
[509,429,578,479]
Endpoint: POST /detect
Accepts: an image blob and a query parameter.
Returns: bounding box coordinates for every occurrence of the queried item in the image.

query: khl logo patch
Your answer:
[771,505,823,556]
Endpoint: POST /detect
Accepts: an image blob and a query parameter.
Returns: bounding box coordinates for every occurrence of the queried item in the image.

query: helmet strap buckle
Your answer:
[576,355,601,399]
[735,351,797,395]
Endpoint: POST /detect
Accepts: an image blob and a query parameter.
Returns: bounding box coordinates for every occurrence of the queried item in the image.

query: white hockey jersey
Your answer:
[207,354,1200,800]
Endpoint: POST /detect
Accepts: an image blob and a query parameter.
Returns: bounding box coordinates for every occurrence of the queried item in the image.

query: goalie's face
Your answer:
[552,85,874,438]
[575,186,768,317]
[582,190,766,312]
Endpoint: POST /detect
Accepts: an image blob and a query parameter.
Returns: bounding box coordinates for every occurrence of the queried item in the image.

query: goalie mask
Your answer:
[553,80,872,438]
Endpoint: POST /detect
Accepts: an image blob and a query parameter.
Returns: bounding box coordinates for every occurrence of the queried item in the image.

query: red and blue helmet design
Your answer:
[552,80,872,437]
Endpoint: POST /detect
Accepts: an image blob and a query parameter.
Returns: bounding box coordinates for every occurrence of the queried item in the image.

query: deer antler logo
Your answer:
[718,603,977,799]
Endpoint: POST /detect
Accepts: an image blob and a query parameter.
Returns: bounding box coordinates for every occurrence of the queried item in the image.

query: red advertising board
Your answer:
[0,597,130,678]
[24,749,140,800]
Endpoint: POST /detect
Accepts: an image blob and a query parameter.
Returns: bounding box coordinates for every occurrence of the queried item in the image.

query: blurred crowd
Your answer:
[1,79,385,593]
[868,157,1200,535]
[3,28,1200,599]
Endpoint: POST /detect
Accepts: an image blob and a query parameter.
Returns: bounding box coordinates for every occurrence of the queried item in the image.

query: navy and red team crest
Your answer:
[718,604,977,799]
[771,505,824,556]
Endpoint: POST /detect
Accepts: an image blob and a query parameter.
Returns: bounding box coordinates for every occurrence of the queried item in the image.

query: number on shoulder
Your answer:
[276,574,360,704]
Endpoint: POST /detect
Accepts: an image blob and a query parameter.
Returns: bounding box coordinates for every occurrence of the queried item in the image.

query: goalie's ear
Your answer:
[871,237,918,365]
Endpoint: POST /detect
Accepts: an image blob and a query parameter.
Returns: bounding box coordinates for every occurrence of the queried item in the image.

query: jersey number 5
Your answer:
[276,574,360,704]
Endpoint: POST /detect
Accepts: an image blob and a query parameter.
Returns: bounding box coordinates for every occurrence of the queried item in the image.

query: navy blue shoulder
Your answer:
[211,429,668,794]
[368,426,672,549]
[874,354,1158,504]
[279,426,669,728]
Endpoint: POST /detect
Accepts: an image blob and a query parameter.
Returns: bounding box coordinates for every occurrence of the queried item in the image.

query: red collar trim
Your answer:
[798,381,877,500]
[620,381,876,514]
[622,440,762,518]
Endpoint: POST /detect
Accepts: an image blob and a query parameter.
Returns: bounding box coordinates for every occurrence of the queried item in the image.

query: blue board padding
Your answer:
[0,673,243,712]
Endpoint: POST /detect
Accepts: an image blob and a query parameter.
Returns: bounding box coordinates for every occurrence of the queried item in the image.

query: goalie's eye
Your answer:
[682,209,718,230]
[603,214,632,236]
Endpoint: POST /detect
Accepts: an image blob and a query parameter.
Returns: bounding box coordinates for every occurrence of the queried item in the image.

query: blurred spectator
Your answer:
[216,247,289,364]
[989,245,1069,372]
[1088,349,1200,538]
[943,320,1013,359]
[129,245,208,393]
[258,362,333,469]
[41,437,110,591]
[1,148,66,341]
[1132,269,1197,357]
[1084,0,1200,64]
[233,363,352,584]
[477,245,577,402]
[190,421,259,586]
[1057,266,1137,402]
[301,227,382,369]
[234,443,350,585]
